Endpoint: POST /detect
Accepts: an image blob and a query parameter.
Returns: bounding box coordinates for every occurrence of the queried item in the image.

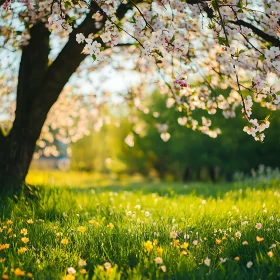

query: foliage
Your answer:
[70,91,280,180]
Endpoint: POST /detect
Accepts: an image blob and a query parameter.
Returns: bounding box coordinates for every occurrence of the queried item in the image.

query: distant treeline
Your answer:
[71,91,280,182]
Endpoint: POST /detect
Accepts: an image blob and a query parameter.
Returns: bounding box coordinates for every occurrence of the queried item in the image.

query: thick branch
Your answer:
[231,20,280,47]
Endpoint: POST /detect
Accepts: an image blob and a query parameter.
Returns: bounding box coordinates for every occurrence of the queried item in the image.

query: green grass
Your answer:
[1,171,280,279]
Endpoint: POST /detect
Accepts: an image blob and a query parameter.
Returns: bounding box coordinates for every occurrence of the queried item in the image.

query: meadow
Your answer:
[0,170,280,279]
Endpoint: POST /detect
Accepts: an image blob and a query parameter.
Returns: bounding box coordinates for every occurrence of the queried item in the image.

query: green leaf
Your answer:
[92,54,96,61]
[259,54,265,62]
[218,37,228,46]
[211,0,218,11]
[170,35,175,44]
[65,0,71,9]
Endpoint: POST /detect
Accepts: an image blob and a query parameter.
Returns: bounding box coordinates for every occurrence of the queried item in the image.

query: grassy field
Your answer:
[1,171,280,279]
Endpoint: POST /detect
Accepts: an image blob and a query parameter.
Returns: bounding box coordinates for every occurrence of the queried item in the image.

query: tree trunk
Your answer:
[0,4,133,194]
[0,130,38,194]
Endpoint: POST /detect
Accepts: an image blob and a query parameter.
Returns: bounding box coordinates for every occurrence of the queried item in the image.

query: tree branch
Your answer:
[230,20,280,47]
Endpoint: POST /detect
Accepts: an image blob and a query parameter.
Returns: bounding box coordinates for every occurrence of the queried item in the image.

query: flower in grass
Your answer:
[181,242,189,249]
[63,275,75,280]
[193,240,198,245]
[267,251,273,258]
[220,258,227,263]
[172,239,180,247]
[269,244,276,249]
[156,247,163,254]
[89,220,100,226]
[27,219,33,224]
[2,274,9,279]
[78,259,87,267]
[256,236,264,242]
[204,257,211,266]
[0,258,5,263]
[18,247,28,254]
[180,251,188,256]
[255,223,262,230]
[61,239,69,245]
[14,268,25,276]
[234,256,240,261]
[154,257,163,264]
[26,273,33,278]
[7,220,13,225]
[80,269,87,274]
[160,265,166,272]
[0,244,9,250]
[107,223,114,229]
[216,239,222,245]
[20,228,28,236]
[144,241,153,252]
[56,232,63,237]
[235,231,242,238]
[67,267,76,275]
[77,226,86,233]
[247,261,253,268]
[104,262,111,270]
[242,241,248,245]
[170,231,177,239]
[21,237,29,244]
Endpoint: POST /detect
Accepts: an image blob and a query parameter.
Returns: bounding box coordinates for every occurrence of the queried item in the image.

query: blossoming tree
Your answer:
[0,0,280,192]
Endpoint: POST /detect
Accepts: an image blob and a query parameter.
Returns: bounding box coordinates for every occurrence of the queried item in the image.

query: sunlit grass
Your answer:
[1,171,280,279]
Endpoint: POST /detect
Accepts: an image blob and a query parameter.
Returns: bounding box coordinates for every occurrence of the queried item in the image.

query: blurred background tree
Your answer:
[64,89,280,182]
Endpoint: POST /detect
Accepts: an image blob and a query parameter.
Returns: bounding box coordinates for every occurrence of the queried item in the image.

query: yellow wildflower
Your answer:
[180,251,188,256]
[20,229,28,236]
[77,226,86,233]
[2,275,9,279]
[256,236,264,242]
[63,275,75,280]
[14,268,25,276]
[7,228,12,234]
[216,239,222,245]
[61,239,69,245]
[27,219,33,224]
[107,223,114,229]
[181,242,189,249]
[144,241,153,252]
[156,247,163,254]
[78,259,87,267]
[6,221,13,225]
[0,244,9,250]
[26,273,33,278]
[56,232,63,237]
[18,247,28,254]
[21,237,29,244]
[161,266,167,272]
[153,239,158,246]
[234,256,240,261]
[89,220,99,226]
[80,269,87,274]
